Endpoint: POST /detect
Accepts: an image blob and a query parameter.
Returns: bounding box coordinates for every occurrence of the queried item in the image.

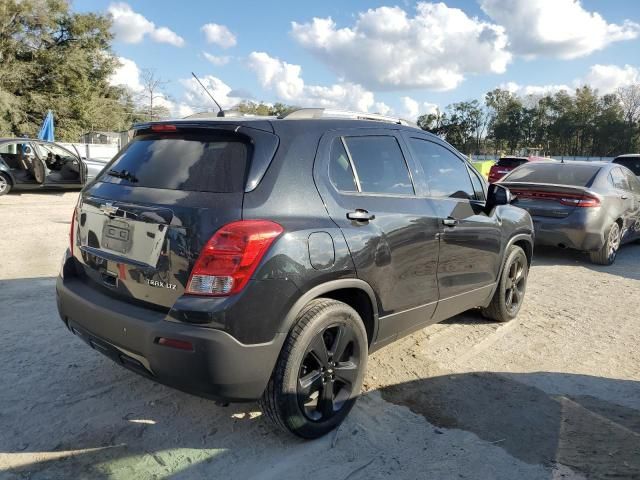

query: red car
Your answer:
[488,156,552,183]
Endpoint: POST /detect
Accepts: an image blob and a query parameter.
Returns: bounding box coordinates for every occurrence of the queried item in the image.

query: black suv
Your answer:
[56,109,533,438]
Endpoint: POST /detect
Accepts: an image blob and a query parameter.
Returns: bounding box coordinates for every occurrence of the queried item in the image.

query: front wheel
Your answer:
[482,245,528,322]
[589,222,621,265]
[259,298,368,439]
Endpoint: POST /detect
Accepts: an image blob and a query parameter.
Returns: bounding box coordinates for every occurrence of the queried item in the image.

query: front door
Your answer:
[34,142,83,186]
[403,135,502,320]
[314,129,441,344]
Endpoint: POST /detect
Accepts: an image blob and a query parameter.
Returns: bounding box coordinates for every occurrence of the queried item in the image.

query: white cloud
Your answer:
[149,27,185,47]
[247,51,377,111]
[373,102,392,115]
[201,23,237,48]
[581,64,640,94]
[109,56,143,92]
[179,76,248,111]
[499,64,640,97]
[480,0,639,59]
[202,52,231,66]
[400,96,439,120]
[500,81,572,96]
[108,3,184,46]
[290,3,511,91]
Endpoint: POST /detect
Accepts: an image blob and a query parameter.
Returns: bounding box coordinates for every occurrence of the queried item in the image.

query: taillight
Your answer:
[186,220,284,296]
[70,207,76,256]
[511,190,600,207]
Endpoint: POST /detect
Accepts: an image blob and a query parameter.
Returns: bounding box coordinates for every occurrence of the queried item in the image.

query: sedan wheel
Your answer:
[590,222,621,265]
[0,174,11,196]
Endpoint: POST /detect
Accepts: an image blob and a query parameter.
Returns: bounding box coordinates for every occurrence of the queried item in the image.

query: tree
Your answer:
[138,69,171,121]
[233,101,298,117]
[0,0,130,139]
[617,84,640,151]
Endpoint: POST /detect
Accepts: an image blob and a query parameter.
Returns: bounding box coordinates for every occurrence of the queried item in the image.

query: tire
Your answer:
[259,298,368,439]
[589,222,621,266]
[481,245,528,322]
[0,173,11,196]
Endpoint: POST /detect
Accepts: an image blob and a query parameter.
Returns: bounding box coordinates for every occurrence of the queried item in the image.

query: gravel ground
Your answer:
[1,191,639,479]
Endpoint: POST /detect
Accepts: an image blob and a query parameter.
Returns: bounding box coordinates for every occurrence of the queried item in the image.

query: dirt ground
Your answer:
[1,191,639,479]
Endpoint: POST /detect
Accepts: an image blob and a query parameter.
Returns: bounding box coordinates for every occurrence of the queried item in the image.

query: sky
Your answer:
[74,0,640,120]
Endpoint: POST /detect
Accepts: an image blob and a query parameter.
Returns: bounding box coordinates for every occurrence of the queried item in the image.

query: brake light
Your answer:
[511,190,600,207]
[150,124,177,132]
[186,220,284,296]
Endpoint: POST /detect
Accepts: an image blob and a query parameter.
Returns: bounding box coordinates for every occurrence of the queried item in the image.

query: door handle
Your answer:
[442,217,458,227]
[347,209,375,222]
[621,194,629,200]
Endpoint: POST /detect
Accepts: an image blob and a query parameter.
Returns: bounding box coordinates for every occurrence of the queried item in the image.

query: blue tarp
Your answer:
[37,110,55,142]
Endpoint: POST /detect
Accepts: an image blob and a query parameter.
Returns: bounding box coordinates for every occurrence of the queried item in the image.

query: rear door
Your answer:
[74,127,254,309]
[404,135,502,316]
[314,129,440,341]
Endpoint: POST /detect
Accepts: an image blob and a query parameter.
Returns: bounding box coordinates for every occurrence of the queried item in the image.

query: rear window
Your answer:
[99,132,249,193]
[613,157,640,176]
[497,158,527,168]
[503,163,601,187]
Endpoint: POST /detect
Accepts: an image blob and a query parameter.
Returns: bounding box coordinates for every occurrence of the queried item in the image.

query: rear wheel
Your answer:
[259,298,368,439]
[0,173,11,196]
[482,245,528,322]
[590,222,621,265]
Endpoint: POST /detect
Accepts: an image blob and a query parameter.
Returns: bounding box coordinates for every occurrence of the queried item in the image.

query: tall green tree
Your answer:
[0,0,129,140]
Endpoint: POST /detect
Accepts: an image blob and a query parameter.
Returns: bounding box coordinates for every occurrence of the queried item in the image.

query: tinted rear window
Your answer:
[497,158,527,168]
[99,132,249,192]
[613,157,640,176]
[503,163,601,187]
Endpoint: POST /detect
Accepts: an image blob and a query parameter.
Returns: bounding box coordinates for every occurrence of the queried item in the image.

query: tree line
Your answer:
[418,85,640,157]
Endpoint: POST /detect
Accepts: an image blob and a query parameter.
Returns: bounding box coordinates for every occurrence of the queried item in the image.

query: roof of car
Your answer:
[613,154,640,159]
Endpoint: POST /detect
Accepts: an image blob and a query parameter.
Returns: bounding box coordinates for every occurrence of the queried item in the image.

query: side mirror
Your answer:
[486,184,513,211]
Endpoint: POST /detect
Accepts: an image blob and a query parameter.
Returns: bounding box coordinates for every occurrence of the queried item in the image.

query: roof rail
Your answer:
[281,108,417,127]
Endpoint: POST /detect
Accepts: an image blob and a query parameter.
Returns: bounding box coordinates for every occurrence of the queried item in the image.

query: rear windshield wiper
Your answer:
[107,169,138,183]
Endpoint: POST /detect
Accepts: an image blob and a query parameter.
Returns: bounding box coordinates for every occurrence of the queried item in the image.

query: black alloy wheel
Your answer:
[297,323,361,422]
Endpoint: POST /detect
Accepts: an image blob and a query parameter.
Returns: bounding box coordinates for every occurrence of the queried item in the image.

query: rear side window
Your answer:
[329,139,358,192]
[343,136,414,195]
[504,164,601,187]
[610,168,629,190]
[99,132,249,193]
[497,158,527,168]
[614,157,640,176]
[408,138,475,199]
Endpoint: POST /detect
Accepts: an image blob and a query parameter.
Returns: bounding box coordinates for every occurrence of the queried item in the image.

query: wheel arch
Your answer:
[282,279,379,349]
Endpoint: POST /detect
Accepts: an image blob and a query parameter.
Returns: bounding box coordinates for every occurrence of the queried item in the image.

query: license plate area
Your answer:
[102,219,133,254]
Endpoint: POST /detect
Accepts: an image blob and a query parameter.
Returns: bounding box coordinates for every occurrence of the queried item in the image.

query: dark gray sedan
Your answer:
[500,161,640,265]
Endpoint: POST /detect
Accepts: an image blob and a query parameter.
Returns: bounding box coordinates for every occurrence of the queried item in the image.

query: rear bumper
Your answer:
[56,275,285,402]
[532,215,605,251]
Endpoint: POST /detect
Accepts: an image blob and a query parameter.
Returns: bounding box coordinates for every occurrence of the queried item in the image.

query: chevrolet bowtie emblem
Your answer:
[100,202,118,217]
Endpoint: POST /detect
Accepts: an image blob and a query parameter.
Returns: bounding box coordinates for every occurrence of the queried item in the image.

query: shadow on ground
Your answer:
[533,243,640,281]
[381,372,640,479]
